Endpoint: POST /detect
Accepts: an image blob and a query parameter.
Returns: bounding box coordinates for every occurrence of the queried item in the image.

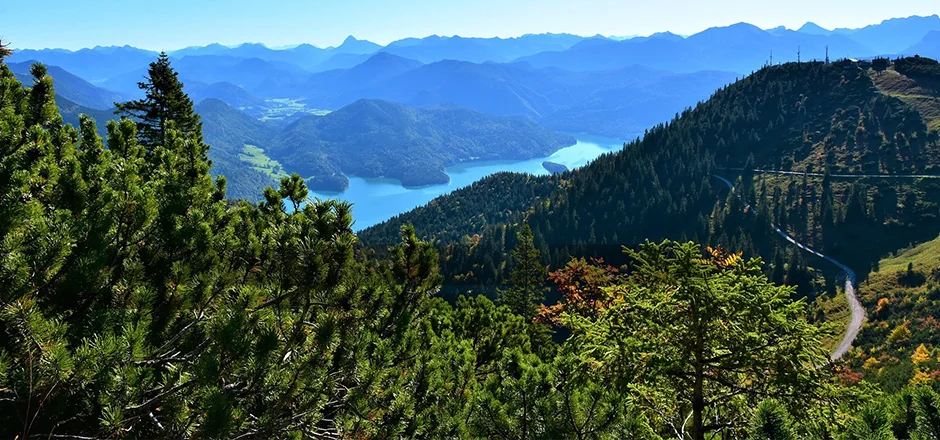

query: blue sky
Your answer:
[1,0,937,50]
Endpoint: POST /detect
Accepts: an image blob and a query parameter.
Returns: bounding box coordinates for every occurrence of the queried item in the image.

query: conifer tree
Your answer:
[552,241,829,440]
[279,172,309,211]
[499,223,547,319]
[748,400,795,440]
[116,52,202,149]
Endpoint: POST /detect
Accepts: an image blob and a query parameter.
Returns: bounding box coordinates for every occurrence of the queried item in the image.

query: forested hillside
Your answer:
[198,97,575,194]
[361,59,940,298]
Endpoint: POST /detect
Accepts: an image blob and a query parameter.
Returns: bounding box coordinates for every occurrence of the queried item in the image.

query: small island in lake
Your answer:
[542,161,569,175]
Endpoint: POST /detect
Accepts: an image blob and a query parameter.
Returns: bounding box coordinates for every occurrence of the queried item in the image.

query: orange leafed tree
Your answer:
[538,257,620,323]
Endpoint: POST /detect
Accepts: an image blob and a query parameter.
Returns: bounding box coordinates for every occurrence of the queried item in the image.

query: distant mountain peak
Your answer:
[334,35,381,54]
[236,42,268,49]
[365,51,417,63]
[727,22,764,31]
[690,22,767,41]
[650,31,683,39]
[798,22,831,35]
[878,14,940,25]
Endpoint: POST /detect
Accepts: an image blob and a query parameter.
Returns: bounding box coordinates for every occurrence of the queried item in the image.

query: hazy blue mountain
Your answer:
[169,38,380,71]
[9,61,126,109]
[308,52,374,72]
[101,55,308,98]
[286,56,732,138]
[904,31,940,59]
[335,60,564,117]
[170,43,232,57]
[55,95,115,138]
[331,36,383,54]
[382,33,587,63]
[686,22,869,66]
[186,81,266,109]
[834,15,940,55]
[296,52,425,103]
[27,43,735,140]
[7,45,158,82]
[515,35,696,72]
[797,22,831,36]
[638,32,685,42]
[516,23,873,73]
[540,69,739,137]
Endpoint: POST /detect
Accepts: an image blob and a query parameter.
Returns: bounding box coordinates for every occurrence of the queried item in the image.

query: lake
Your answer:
[309,134,629,230]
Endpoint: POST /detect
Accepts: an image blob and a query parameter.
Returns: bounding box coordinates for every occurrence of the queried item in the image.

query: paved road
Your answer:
[713,175,864,361]
[720,168,940,180]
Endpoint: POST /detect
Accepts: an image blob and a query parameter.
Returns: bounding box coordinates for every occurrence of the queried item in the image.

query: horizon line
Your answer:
[7,13,938,53]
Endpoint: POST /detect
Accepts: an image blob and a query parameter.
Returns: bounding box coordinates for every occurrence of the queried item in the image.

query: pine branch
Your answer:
[125,379,195,411]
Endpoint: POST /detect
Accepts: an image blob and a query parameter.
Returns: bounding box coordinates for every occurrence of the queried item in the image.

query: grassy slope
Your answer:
[849,234,940,391]
[872,68,940,132]
[239,144,288,180]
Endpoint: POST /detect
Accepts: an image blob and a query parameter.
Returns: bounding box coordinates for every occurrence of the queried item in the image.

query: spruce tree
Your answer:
[499,223,547,319]
[116,52,202,149]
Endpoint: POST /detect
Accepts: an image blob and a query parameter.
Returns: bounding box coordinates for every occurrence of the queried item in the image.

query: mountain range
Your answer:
[12,15,939,82]
[10,14,940,203]
[516,23,873,73]
[8,61,126,109]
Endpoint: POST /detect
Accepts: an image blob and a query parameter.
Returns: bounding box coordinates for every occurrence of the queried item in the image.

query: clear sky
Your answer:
[1,0,937,50]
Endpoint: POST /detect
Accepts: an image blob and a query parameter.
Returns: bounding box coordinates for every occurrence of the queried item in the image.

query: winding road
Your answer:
[712,175,865,361]
[720,168,940,180]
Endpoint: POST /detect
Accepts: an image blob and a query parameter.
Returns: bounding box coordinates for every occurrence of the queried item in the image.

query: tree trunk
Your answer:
[693,360,705,440]
[692,288,705,440]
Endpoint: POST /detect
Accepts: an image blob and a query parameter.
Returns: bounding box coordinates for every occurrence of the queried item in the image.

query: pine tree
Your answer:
[914,387,940,439]
[499,223,547,319]
[845,404,896,440]
[279,172,309,211]
[115,52,202,149]
[748,400,795,440]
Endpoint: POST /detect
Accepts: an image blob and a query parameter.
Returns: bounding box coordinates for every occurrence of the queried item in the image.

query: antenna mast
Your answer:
[797,46,801,63]
[825,46,829,64]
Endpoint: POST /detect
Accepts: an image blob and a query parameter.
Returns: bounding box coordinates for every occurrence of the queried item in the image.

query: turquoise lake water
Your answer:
[309,134,629,230]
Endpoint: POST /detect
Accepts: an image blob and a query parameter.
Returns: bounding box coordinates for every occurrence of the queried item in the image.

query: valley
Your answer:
[6,10,940,439]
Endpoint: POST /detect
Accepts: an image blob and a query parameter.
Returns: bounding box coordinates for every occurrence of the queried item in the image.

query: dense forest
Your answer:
[8,43,940,439]
[360,58,940,303]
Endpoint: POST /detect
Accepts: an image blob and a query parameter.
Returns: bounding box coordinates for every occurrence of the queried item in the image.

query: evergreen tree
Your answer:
[845,404,896,440]
[499,223,547,319]
[279,172,309,211]
[748,400,796,440]
[552,241,830,440]
[115,52,202,149]
[914,387,940,439]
